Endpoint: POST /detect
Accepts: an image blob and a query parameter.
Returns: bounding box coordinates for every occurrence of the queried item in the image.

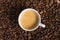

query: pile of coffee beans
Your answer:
[0,0,60,40]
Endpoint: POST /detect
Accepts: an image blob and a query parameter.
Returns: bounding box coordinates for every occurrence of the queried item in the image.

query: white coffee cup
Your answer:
[18,8,45,31]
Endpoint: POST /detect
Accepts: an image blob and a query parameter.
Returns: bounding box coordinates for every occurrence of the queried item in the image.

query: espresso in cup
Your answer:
[18,8,45,31]
[20,10,39,30]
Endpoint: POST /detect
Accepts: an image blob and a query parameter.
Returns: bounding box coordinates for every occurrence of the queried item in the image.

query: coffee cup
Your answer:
[18,8,45,31]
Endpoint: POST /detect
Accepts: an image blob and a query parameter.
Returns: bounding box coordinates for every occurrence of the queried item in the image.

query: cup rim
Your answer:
[18,8,41,31]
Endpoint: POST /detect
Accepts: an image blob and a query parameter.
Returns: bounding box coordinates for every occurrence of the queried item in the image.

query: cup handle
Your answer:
[39,23,45,28]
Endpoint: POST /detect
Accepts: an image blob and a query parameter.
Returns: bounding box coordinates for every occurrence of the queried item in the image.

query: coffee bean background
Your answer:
[0,0,60,40]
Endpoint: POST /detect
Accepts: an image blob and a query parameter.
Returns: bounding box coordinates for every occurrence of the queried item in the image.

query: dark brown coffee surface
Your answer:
[0,0,60,40]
